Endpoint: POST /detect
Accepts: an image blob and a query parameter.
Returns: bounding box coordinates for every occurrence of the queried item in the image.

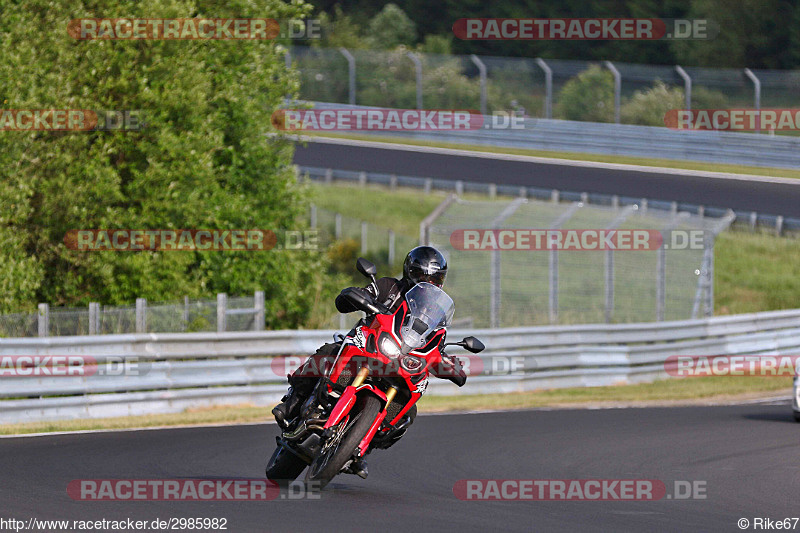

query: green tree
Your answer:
[0,0,340,328]
[365,4,417,49]
[556,65,615,123]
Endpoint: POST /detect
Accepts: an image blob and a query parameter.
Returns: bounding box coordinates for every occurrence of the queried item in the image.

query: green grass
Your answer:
[715,230,800,315]
[309,183,445,237]
[0,376,789,435]
[303,132,800,180]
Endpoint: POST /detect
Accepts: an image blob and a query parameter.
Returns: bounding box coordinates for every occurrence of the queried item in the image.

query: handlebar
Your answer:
[340,287,391,315]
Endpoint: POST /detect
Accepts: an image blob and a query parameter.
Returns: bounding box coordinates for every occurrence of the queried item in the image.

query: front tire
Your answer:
[305,395,382,490]
[793,411,800,423]
[266,441,307,484]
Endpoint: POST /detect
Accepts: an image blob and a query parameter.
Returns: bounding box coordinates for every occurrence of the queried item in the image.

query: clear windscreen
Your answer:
[400,282,455,352]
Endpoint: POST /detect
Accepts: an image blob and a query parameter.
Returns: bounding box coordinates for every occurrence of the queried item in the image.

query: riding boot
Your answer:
[271,386,305,429]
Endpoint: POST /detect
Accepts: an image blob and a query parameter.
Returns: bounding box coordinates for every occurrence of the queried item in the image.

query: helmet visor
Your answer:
[414,270,446,287]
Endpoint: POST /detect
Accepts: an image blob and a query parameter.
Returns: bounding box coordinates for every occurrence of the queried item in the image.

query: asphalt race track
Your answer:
[1,403,797,532]
[292,138,800,218]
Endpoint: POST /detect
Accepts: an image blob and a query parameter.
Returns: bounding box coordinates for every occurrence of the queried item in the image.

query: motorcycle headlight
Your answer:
[378,333,401,358]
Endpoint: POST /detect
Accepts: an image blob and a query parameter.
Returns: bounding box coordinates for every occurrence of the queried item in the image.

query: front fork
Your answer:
[322,366,399,457]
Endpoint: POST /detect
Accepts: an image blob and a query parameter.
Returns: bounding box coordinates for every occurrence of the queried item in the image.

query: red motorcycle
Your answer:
[266,258,484,489]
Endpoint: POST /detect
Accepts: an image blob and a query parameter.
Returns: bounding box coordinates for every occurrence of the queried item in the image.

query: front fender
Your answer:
[323,383,388,429]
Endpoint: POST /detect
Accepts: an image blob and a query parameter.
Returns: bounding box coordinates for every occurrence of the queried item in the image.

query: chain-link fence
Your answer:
[427,197,733,328]
[288,46,797,128]
[0,293,265,338]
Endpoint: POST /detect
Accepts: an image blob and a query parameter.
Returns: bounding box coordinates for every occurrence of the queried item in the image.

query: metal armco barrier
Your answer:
[1,308,799,424]
[306,102,800,169]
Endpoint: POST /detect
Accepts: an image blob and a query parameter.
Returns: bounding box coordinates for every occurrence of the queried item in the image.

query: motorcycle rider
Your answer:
[271,246,467,477]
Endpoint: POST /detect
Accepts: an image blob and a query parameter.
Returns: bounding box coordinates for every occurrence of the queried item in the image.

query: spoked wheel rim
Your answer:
[309,412,361,478]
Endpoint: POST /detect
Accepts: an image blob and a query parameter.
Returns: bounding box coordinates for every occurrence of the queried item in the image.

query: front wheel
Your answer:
[305,395,382,490]
[266,441,307,484]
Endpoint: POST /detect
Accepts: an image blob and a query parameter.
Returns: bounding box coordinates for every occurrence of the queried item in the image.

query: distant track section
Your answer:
[292,137,800,218]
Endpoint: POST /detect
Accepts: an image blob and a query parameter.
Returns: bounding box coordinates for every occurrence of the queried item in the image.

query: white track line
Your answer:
[295,135,800,186]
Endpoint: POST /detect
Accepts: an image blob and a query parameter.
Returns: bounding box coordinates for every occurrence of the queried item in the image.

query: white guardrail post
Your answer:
[534,58,553,119]
[603,61,621,124]
[217,293,227,332]
[254,291,265,331]
[744,68,761,133]
[470,54,488,116]
[37,303,49,337]
[135,298,146,333]
[339,47,356,105]
[675,65,692,111]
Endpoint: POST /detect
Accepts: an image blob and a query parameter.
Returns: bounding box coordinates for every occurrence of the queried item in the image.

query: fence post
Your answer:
[324,168,333,184]
[603,61,621,124]
[488,183,497,198]
[390,174,397,190]
[183,296,189,331]
[470,54,487,115]
[37,303,49,337]
[580,192,589,204]
[135,298,146,333]
[424,178,432,194]
[671,201,678,215]
[335,213,342,240]
[658,213,690,321]
[744,68,761,133]
[217,293,227,333]
[640,198,648,216]
[675,65,692,110]
[358,171,367,187]
[611,195,619,209]
[604,205,637,322]
[551,190,559,204]
[455,180,464,195]
[388,230,395,264]
[361,222,368,254]
[705,242,715,316]
[489,198,526,327]
[534,58,552,119]
[549,248,558,324]
[519,186,527,198]
[776,215,784,236]
[254,291,265,331]
[310,204,317,228]
[698,205,705,219]
[88,302,100,335]
[749,211,757,231]
[339,47,356,105]
[407,51,423,110]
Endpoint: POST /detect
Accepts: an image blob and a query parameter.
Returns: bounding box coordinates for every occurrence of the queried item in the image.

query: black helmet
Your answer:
[403,246,448,287]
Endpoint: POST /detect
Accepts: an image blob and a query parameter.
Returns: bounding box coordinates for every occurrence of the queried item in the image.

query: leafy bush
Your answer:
[621,81,685,126]
[556,65,615,123]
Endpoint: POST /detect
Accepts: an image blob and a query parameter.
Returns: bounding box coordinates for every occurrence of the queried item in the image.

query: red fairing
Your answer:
[325,300,446,452]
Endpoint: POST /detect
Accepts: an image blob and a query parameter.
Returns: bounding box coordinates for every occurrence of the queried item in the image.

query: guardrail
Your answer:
[305,102,800,169]
[1,308,799,424]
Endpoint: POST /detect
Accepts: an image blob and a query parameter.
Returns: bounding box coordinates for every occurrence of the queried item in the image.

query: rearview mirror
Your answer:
[356,257,377,281]
[445,336,485,353]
